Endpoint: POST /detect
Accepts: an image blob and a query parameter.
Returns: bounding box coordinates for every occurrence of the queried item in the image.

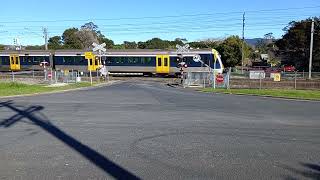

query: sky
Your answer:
[0,0,319,45]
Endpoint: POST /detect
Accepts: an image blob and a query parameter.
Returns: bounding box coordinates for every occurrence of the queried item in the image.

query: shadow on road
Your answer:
[0,100,140,180]
[282,162,320,180]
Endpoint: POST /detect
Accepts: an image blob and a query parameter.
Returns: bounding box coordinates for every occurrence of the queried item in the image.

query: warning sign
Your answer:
[273,73,281,82]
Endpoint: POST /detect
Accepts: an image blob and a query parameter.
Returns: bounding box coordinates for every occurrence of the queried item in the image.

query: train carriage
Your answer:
[0,49,224,75]
[0,51,51,71]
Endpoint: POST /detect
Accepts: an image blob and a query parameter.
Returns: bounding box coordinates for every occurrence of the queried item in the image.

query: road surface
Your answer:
[0,81,319,180]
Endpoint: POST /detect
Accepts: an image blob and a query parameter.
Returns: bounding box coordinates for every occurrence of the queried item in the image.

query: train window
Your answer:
[113,57,119,64]
[133,57,139,64]
[2,57,9,65]
[119,57,126,64]
[158,58,162,66]
[27,56,33,63]
[34,57,44,64]
[90,59,93,65]
[127,57,134,64]
[21,57,26,64]
[115,57,119,64]
[143,57,151,65]
[15,57,19,64]
[74,56,83,65]
[63,57,74,65]
[106,57,112,64]
[11,57,14,64]
[113,57,122,64]
[164,58,168,66]
[95,59,98,66]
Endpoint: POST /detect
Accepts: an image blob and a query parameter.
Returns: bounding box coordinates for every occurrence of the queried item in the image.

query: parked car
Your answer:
[283,65,296,72]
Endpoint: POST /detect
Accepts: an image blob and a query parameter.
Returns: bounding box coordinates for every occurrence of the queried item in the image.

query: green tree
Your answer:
[123,41,137,49]
[276,17,320,71]
[137,41,146,49]
[189,39,219,49]
[81,22,99,33]
[48,36,62,49]
[0,44,5,50]
[216,36,250,67]
[144,38,170,49]
[113,44,125,49]
[99,37,114,49]
[25,45,45,50]
[62,28,82,49]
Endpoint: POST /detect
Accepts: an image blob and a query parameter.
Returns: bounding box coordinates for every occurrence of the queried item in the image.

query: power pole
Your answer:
[43,27,48,50]
[308,18,315,80]
[241,12,245,74]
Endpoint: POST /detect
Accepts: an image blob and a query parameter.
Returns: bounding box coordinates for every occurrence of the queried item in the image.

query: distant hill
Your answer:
[245,38,264,47]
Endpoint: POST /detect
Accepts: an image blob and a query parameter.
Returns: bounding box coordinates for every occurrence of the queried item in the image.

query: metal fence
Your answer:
[183,71,230,89]
[231,70,320,80]
[0,69,81,84]
[229,71,320,90]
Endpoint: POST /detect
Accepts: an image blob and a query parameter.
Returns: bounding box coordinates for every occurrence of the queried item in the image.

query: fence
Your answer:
[230,71,320,90]
[0,69,84,84]
[183,71,230,89]
[182,69,320,90]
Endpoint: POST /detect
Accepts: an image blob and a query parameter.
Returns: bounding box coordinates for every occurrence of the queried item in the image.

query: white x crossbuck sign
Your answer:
[92,43,107,53]
[176,44,190,54]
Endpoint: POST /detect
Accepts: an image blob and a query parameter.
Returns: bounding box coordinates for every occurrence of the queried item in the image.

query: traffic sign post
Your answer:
[85,52,94,85]
[176,44,190,86]
[92,43,107,82]
[40,60,49,81]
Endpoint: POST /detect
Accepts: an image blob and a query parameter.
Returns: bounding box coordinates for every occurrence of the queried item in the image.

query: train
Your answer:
[0,49,224,76]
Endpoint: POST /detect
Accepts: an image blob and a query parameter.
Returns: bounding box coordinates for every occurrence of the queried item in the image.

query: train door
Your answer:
[85,52,95,71]
[94,55,101,70]
[9,54,20,71]
[87,57,95,71]
[156,55,170,74]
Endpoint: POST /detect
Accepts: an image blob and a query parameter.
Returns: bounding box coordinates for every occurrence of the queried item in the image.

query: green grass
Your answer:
[0,82,93,97]
[202,88,320,100]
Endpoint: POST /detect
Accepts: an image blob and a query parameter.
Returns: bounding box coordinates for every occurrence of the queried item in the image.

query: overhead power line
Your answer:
[0,5,319,24]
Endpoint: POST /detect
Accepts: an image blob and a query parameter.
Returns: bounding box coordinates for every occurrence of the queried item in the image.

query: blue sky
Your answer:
[0,0,319,45]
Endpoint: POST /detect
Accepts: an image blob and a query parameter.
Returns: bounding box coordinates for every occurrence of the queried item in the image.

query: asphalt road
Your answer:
[0,81,320,180]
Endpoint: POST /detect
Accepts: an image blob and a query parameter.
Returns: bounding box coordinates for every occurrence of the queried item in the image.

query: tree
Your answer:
[264,32,275,44]
[100,37,114,49]
[189,39,219,49]
[48,36,62,49]
[216,36,250,67]
[0,44,5,50]
[256,39,268,54]
[137,41,146,49]
[25,45,45,50]
[81,22,99,33]
[144,38,170,49]
[276,17,320,71]
[62,28,82,49]
[123,41,137,49]
[76,29,99,49]
[113,44,125,49]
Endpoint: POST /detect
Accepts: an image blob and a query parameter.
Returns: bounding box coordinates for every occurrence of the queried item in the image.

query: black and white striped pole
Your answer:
[93,43,107,81]
[176,44,190,85]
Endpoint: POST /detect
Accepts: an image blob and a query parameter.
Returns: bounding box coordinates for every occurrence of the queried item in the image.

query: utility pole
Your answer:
[241,12,245,74]
[308,18,315,80]
[43,27,48,50]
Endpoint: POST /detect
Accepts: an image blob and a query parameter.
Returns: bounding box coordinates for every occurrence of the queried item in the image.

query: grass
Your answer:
[0,82,94,97]
[202,88,320,100]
